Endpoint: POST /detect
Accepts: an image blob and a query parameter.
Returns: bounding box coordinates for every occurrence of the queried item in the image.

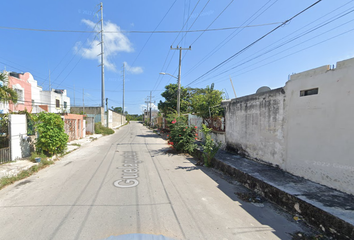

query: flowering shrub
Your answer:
[166,115,197,154]
[201,124,221,167]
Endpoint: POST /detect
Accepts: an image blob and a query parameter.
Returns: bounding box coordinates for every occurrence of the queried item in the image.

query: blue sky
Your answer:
[1,0,354,114]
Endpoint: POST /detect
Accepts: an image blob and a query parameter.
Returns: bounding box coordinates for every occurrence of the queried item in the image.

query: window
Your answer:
[300,88,318,97]
[15,89,24,102]
[64,101,67,109]
[56,99,60,108]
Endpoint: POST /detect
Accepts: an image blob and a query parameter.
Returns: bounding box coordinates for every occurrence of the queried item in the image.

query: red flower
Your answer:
[172,119,176,124]
[179,135,181,137]
[195,138,197,140]
[170,142,174,145]
[167,135,169,137]
[186,127,187,129]
[195,133,198,136]
[194,126,197,129]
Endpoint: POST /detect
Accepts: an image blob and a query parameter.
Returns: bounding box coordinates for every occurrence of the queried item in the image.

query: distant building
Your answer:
[40,89,70,113]
[0,71,70,114]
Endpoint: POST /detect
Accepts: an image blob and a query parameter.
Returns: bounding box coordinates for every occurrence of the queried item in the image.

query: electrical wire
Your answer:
[186,0,324,87]
[183,0,278,77]
[212,22,354,85]
[191,5,354,85]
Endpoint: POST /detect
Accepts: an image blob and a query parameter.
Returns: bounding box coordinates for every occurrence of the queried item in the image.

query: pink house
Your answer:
[63,114,85,141]
[7,72,32,112]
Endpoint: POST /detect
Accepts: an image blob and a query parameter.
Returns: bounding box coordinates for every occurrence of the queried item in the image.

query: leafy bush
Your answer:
[33,112,68,156]
[94,122,114,135]
[201,124,221,167]
[166,114,197,154]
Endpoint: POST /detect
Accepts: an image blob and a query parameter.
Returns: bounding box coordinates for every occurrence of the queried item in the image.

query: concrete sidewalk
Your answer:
[0,133,104,179]
[196,149,354,239]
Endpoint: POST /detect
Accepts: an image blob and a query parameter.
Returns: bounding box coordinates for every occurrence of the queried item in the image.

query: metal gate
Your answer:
[0,114,11,163]
[64,119,76,142]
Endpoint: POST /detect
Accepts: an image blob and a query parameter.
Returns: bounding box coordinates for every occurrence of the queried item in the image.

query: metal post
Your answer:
[229,76,237,98]
[100,2,105,111]
[106,98,108,128]
[123,63,125,124]
[83,88,85,114]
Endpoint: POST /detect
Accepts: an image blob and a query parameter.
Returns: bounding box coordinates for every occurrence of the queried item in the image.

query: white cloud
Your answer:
[124,61,143,74]
[75,19,133,71]
[140,103,158,111]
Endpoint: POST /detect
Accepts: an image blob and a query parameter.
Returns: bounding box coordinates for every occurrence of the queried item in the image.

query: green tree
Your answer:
[33,112,68,156]
[0,73,17,104]
[111,106,122,113]
[158,84,189,116]
[191,84,224,119]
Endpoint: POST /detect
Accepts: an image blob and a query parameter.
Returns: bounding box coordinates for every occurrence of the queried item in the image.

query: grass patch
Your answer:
[70,143,81,147]
[95,122,114,135]
[0,159,54,190]
[29,152,47,162]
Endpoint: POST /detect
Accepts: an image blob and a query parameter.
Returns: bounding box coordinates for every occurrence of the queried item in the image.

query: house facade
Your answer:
[0,71,70,114]
[7,72,32,112]
[40,89,70,113]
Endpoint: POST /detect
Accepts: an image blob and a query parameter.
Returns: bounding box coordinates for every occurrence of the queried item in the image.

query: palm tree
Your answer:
[0,73,17,104]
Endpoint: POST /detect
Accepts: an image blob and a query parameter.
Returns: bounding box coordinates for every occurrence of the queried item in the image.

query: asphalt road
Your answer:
[0,122,309,240]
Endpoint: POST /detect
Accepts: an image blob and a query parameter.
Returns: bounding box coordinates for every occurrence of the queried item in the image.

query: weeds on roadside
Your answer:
[94,122,114,135]
[0,159,54,190]
[201,124,221,167]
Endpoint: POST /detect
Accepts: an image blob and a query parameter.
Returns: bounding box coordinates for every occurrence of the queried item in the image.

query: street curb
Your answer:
[191,149,354,240]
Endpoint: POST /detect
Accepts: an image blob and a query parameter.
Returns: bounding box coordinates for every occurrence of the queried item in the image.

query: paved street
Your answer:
[0,122,309,240]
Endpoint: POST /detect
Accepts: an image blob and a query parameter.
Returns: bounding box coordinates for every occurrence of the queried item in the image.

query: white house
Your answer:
[40,89,70,113]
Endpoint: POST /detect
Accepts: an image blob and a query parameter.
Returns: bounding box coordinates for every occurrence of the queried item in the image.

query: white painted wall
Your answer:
[9,114,30,160]
[40,89,71,113]
[27,73,42,113]
[222,88,286,166]
[284,58,354,195]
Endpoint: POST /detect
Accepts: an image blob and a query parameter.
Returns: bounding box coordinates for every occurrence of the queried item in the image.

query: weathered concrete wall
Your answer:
[71,107,104,124]
[222,88,286,167]
[284,58,354,195]
[112,111,126,128]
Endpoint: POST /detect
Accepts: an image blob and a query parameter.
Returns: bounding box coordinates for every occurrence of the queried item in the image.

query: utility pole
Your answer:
[122,63,125,125]
[83,88,85,114]
[49,70,51,92]
[150,91,152,126]
[144,93,155,126]
[170,45,191,116]
[99,2,105,120]
[106,98,109,128]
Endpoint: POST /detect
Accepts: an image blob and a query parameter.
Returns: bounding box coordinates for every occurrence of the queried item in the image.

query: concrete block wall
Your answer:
[222,57,354,195]
[284,58,354,195]
[222,88,286,167]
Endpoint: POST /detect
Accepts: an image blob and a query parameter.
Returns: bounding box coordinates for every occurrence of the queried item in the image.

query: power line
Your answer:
[129,0,177,68]
[192,5,354,85]
[0,22,283,34]
[189,0,235,46]
[186,0,324,87]
[183,0,278,77]
[177,0,211,46]
[212,21,354,85]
